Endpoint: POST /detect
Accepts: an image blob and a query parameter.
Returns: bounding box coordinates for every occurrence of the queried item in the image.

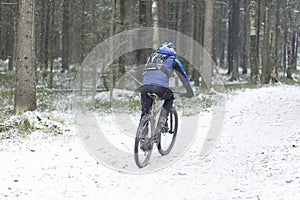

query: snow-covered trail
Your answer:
[1,85,300,200]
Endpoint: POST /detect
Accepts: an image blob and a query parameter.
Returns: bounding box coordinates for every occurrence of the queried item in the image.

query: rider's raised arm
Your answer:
[174,59,194,98]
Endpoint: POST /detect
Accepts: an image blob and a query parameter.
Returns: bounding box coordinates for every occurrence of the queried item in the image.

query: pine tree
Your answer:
[14,0,37,113]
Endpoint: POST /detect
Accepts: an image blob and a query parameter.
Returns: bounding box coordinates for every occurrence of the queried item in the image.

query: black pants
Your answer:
[141,85,174,118]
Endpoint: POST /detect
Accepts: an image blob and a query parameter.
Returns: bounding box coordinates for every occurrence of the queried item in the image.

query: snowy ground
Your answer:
[1,84,300,200]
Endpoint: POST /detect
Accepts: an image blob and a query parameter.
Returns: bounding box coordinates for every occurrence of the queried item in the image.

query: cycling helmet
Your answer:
[161,41,176,54]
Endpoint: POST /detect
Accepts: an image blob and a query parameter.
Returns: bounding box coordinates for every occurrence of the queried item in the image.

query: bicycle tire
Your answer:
[158,107,178,155]
[134,115,153,168]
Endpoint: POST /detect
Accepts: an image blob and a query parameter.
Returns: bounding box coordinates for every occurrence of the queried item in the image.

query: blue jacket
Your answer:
[142,48,194,98]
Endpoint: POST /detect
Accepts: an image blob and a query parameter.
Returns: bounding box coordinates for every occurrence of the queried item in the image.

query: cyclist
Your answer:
[140,41,194,127]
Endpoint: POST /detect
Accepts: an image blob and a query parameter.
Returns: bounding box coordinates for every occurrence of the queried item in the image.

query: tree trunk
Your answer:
[91,0,97,105]
[36,0,46,73]
[0,0,2,60]
[286,0,292,79]
[109,0,116,107]
[274,0,281,80]
[43,0,50,76]
[242,0,250,74]
[14,0,37,113]
[256,0,262,72]
[202,0,214,90]
[192,0,202,87]
[231,0,240,81]
[49,0,55,89]
[291,29,298,70]
[80,0,86,63]
[62,0,70,71]
[239,0,245,74]
[261,1,268,83]
[152,0,159,49]
[118,0,126,78]
[220,1,228,67]
[294,28,299,70]
[261,1,275,84]
[227,0,234,74]
[282,0,288,75]
[250,0,260,82]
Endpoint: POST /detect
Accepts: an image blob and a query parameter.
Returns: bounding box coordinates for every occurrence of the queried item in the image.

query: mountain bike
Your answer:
[134,93,178,168]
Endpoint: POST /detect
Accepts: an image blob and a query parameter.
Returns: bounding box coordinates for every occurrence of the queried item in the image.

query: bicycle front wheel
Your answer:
[158,107,178,155]
[134,115,153,168]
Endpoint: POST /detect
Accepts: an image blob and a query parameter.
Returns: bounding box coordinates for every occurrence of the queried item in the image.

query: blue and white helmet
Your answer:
[161,41,176,54]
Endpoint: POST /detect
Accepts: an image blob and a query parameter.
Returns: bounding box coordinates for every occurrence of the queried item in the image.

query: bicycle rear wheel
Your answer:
[134,115,153,168]
[158,107,178,155]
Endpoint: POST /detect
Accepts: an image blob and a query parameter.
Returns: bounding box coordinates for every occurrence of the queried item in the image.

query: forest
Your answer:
[0,0,300,114]
[1,1,300,198]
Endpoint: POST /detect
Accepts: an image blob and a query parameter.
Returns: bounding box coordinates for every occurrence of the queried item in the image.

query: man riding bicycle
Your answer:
[141,41,194,127]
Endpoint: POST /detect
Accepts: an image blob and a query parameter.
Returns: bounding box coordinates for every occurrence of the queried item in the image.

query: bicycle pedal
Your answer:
[140,139,152,151]
[140,140,146,151]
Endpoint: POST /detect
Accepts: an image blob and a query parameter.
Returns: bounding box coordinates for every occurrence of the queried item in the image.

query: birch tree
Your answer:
[249,0,260,82]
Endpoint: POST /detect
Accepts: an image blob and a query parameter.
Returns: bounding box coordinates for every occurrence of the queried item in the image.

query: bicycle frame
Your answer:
[134,92,179,168]
[148,94,164,143]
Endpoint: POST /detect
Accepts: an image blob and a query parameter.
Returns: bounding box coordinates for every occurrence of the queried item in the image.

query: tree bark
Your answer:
[261,1,274,84]
[43,0,50,74]
[231,0,240,81]
[291,29,298,70]
[14,0,37,113]
[0,0,2,60]
[242,0,250,74]
[250,0,260,82]
[62,0,70,71]
[202,0,214,90]
[91,0,97,105]
[152,0,159,49]
[109,0,116,107]
[80,0,86,63]
[286,0,292,79]
[118,0,126,78]
[274,0,281,80]
[192,0,203,86]
[227,0,234,75]
[49,0,55,88]
[294,25,300,70]
[256,0,262,72]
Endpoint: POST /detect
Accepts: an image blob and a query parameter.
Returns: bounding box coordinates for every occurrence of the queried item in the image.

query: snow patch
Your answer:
[0,85,300,199]
[1,111,74,139]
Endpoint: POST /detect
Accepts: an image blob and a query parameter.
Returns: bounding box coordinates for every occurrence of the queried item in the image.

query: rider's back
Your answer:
[142,48,175,88]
